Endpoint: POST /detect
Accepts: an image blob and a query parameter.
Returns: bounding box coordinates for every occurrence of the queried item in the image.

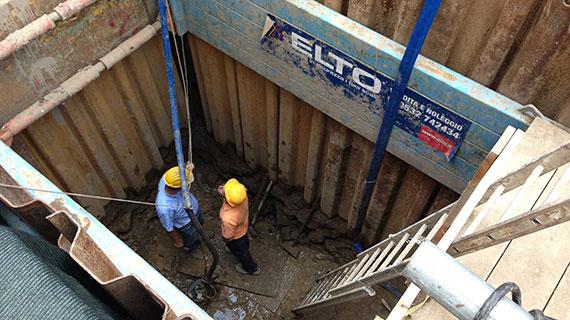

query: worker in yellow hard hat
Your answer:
[217,178,260,275]
[155,163,203,258]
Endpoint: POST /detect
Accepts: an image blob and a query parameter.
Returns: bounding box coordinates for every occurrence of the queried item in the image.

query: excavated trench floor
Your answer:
[102,123,398,319]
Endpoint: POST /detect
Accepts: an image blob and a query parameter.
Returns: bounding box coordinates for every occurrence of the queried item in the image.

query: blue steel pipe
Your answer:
[352,0,442,252]
[157,0,218,281]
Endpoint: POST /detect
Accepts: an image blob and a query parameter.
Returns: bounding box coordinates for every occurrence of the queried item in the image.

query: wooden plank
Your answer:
[320,121,351,218]
[392,0,422,46]
[188,35,213,133]
[544,262,570,319]
[252,75,270,170]
[481,121,570,311]
[304,109,327,203]
[278,89,295,184]
[371,0,399,38]
[266,80,280,180]
[224,55,244,156]
[381,168,438,239]
[427,0,473,64]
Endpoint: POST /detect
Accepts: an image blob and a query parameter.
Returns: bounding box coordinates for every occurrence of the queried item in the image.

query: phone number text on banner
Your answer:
[260,14,472,161]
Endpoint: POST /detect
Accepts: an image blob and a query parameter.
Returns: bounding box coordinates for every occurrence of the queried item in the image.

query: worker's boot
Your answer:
[234,263,260,276]
[188,248,202,259]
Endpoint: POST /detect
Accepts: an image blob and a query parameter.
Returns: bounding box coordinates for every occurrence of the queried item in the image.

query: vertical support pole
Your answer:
[157,0,218,280]
[352,0,442,252]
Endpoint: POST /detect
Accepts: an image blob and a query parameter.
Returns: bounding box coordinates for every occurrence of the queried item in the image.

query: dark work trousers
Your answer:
[226,235,258,273]
[176,209,204,251]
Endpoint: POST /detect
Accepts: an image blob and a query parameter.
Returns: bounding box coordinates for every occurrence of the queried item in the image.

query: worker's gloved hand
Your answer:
[186,162,195,172]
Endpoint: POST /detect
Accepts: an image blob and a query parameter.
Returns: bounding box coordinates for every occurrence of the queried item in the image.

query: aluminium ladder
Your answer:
[293,118,570,316]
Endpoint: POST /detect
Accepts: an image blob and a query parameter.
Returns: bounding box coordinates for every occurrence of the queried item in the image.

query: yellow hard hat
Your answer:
[163,166,194,189]
[223,178,247,207]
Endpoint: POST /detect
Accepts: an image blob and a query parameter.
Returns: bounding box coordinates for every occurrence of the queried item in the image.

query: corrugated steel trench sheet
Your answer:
[0,141,212,320]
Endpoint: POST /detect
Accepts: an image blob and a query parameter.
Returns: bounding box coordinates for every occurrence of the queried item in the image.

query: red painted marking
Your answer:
[419,125,455,158]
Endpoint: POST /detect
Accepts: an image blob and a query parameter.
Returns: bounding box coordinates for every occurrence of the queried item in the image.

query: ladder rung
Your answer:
[378,233,410,271]
[451,197,570,256]
[336,263,359,288]
[328,257,411,297]
[482,143,570,204]
[317,260,356,280]
[342,253,372,285]
[306,278,330,304]
[302,273,335,305]
[463,186,504,237]
[364,241,394,277]
[394,225,427,264]
[353,246,383,281]
[357,204,451,257]
[499,165,544,222]
[426,213,448,240]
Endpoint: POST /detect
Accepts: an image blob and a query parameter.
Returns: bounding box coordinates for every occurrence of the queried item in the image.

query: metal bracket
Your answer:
[357,280,376,296]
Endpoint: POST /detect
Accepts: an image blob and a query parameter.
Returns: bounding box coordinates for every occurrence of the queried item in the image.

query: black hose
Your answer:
[474,282,557,320]
[474,282,521,320]
[186,209,218,281]
[529,310,556,320]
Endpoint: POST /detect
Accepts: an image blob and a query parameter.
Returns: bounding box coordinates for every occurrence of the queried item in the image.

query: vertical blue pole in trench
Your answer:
[352,0,442,252]
[157,0,193,211]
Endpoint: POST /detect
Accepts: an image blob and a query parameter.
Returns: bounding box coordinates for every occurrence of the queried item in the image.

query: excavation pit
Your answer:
[101,122,400,319]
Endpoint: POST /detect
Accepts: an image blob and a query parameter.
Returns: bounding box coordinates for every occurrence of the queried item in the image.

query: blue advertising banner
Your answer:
[260,14,472,161]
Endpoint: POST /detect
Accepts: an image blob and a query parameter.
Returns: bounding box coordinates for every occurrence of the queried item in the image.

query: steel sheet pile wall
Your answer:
[335,0,570,124]
[10,36,185,217]
[189,0,570,245]
[190,37,457,245]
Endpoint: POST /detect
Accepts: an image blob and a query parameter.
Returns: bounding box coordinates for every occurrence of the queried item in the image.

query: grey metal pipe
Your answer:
[0,0,97,60]
[0,21,160,146]
[402,241,534,320]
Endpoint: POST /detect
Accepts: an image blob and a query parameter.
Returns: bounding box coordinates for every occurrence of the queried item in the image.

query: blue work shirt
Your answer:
[155,179,200,232]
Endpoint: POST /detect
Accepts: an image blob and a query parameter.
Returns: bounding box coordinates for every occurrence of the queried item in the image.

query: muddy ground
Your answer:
[102,123,399,319]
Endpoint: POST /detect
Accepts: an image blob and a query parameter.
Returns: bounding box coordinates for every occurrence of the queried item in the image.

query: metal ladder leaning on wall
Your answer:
[293,119,570,316]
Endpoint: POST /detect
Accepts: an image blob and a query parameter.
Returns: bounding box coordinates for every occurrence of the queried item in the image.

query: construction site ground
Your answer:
[102,123,399,319]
